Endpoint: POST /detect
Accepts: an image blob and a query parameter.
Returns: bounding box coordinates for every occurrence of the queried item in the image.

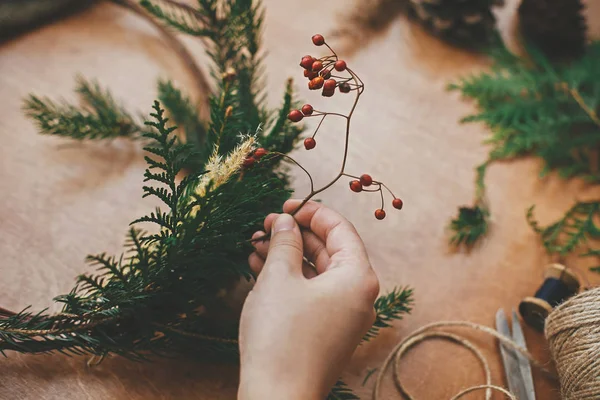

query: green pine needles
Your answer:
[528,203,600,273]
[2,0,414,397]
[449,39,600,271]
[363,287,413,341]
[24,76,144,141]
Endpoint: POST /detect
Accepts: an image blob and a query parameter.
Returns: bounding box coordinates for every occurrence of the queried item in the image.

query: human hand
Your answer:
[238,199,380,400]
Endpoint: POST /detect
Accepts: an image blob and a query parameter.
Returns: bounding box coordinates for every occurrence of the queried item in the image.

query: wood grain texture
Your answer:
[0,1,598,399]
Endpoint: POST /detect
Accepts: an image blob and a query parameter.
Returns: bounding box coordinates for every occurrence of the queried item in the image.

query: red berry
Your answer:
[334,60,347,71]
[300,55,314,69]
[308,80,316,90]
[312,34,325,46]
[359,174,373,186]
[254,148,268,159]
[339,82,351,93]
[349,180,362,193]
[301,104,314,115]
[322,88,334,97]
[374,209,386,220]
[392,198,403,210]
[304,69,318,79]
[320,68,332,79]
[312,60,323,72]
[243,157,255,168]
[304,137,316,150]
[311,76,324,89]
[324,79,337,90]
[288,110,303,122]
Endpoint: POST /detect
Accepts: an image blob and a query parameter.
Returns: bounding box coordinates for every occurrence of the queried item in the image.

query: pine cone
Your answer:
[518,0,587,60]
[407,0,502,49]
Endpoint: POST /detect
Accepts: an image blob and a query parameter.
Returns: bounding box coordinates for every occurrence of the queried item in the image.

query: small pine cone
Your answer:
[518,0,587,61]
[407,0,501,49]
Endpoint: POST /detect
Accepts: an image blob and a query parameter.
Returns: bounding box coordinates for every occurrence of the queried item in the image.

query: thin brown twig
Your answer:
[0,317,112,337]
[250,47,365,243]
[565,84,600,128]
[152,322,238,343]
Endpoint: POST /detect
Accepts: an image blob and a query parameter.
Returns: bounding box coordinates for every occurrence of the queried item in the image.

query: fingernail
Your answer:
[272,214,295,234]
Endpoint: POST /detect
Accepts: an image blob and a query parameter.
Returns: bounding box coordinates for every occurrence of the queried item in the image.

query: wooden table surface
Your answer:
[1,1,599,399]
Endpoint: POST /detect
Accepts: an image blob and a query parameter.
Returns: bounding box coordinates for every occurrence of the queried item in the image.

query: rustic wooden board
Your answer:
[1,1,598,398]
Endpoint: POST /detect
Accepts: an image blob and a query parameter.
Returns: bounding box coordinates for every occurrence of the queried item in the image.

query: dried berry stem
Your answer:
[251,36,401,241]
[287,66,363,217]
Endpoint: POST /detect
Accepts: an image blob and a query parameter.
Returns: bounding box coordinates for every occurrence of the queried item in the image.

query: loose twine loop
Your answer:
[372,287,600,400]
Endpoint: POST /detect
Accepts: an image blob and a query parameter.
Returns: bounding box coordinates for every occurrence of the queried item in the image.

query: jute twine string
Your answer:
[372,321,557,400]
[545,287,600,399]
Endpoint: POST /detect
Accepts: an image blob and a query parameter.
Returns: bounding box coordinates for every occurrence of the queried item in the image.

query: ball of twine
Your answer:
[545,286,600,399]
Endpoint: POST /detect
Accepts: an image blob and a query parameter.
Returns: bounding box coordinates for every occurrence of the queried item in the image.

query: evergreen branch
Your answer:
[86,254,128,283]
[327,380,360,400]
[449,205,490,248]
[140,0,212,37]
[157,79,209,168]
[5,0,309,360]
[262,78,303,154]
[363,287,413,341]
[527,202,600,258]
[449,40,600,247]
[23,77,143,140]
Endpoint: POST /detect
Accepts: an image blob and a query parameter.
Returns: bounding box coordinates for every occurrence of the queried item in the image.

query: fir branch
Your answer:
[327,379,360,400]
[363,287,413,341]
[23,77,143,140]
[449,40,600,247]
[449,205,490,248]
[262,78,303,155]
[140,0,212,37]
[527,202,600,266]
[157,79,208,164]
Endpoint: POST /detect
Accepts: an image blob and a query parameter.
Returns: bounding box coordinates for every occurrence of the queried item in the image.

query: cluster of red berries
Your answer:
[349,174,403,220]
[288,104,318,150]
[299,34,351,97]
[243,147,269,168]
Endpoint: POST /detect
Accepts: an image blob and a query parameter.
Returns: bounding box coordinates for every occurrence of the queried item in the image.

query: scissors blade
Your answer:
[512,309,536,400]
[496,309,527,399]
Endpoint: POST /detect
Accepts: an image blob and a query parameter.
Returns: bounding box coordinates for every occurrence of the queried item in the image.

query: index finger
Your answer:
[283,199,369,265]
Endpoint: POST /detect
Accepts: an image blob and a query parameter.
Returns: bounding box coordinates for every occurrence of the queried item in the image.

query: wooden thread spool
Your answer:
[519,263,580,332]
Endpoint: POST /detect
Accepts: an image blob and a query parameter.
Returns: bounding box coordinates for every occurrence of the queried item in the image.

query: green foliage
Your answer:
[449,40,600,259]
[527,202,600,271]
[449,205,489,248]
[328,380,360,400]
[363,287,413,341]
[24,76,143,141]
[157,79,208,164]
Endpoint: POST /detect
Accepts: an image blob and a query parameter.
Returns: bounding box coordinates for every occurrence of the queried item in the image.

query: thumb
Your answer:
[263,214,304,278]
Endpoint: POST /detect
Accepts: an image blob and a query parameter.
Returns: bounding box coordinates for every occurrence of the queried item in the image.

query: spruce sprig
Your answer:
[448,41,600,257]
[23,76,143,141]
[527,202,600,271]
[328,380,360,400]
[363,287,413,341]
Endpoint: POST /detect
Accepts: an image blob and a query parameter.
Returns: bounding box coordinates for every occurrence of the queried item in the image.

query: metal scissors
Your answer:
[495,309,536,400]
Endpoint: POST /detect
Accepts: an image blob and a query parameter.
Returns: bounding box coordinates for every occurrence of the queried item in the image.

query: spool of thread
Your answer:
[519,263,580,332]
